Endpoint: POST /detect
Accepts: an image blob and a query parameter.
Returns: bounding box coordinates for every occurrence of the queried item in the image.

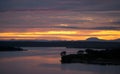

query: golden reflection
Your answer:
[0,56,59,64]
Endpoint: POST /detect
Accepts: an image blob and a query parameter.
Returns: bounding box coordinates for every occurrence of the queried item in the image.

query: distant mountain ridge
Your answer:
[113,38,120,42]
[86,37,120,42]
[86,37,104,41]
[0,37,120,42]
[0,38,120,48]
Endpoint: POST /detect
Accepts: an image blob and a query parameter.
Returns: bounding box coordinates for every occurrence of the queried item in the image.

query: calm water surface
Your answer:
[0,47,120,74]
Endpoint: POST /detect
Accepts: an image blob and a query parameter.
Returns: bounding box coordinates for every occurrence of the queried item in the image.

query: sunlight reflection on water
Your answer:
[0,47,120,74]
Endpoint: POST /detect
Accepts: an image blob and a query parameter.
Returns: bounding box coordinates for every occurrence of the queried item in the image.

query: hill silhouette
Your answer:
[86,37,104,41]
[0,46,25,51]
[86,37,120,42]
[0,40,120,49]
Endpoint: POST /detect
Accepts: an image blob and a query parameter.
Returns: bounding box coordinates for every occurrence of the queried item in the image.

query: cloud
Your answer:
[0,1,120,32]
[0,0,120,11]
[102,21,120,27]
[109,21,120,25]
[54,26,81,29]
[54,25,120,30]
[92,26,120,30]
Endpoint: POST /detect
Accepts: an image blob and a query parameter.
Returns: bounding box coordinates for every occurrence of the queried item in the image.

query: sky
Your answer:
[0,0,120,40]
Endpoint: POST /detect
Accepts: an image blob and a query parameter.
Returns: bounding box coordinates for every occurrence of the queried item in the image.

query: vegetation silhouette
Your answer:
[0,46,25,51]
[61,48,120,65]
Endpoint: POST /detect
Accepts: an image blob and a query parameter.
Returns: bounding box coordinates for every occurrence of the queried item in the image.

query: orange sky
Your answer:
[0,10,120,41]
[0,30,120,40]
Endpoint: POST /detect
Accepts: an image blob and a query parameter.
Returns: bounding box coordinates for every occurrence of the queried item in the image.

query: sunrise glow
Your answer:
[0,30,119,40]
[0,0,120,41]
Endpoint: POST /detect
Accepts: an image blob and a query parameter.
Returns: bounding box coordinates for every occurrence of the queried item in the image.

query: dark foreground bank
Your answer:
[0,46,26,51]
[61,48,120,65]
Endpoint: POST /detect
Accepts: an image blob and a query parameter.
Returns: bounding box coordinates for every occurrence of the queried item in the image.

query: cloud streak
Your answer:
[0,10,120,29]
[0,0,120,40]
[54,25,120,30]
[0,0,120,11]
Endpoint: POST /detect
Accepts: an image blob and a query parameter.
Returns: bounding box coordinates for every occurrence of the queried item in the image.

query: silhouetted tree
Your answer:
[61,51,66,56]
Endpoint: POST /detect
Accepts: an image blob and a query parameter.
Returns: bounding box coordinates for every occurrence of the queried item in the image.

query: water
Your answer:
[0,47,120,74]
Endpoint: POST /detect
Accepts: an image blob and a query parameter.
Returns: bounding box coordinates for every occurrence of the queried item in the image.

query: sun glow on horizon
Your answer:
[0,30,120,40]
[90,30,120,40]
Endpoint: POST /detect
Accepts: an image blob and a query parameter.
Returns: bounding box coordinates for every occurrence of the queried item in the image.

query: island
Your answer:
[0,46,25,51]
[61,48,120,65]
